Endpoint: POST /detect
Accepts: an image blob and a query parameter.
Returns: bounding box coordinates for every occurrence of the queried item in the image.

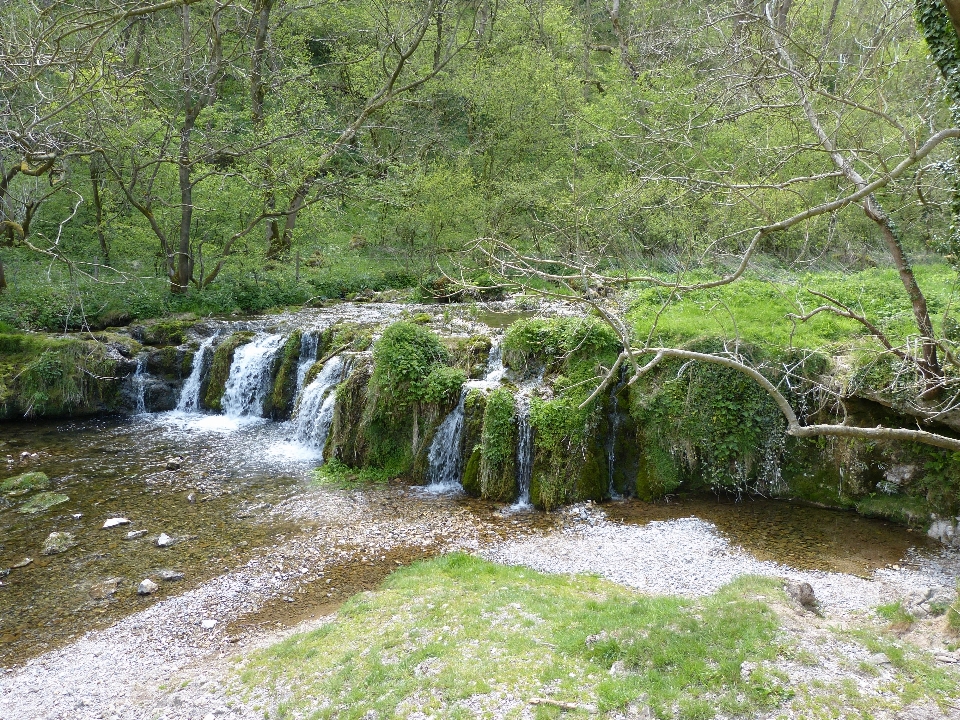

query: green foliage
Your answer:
[855,494,931,529]
[479,388,517,501]
[876,601,915,629]
[949,581,960,632]
[312,458,393,488]
[371,322,451,409]
[420,365,466,406]
[630,350,786,496]
[238,556,791,720]
[502,316,620,378]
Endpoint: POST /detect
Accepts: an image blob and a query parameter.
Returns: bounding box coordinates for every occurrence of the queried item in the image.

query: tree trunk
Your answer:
[0,253,6,292]
[90,154,110,266]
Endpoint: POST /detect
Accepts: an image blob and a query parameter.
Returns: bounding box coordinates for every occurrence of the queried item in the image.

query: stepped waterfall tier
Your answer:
[514,394,533,508]
[425,390,467,490]
[292,355,352,452]
[221,334,286,417]
[295,332,320,397]
[176,335,217,413]
[131,356,148,415]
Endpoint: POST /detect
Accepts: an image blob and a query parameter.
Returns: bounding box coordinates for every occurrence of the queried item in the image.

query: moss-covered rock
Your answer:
[263,330,302,420]
[480,388,517,501]
[41,531,77,555]
[460,390,487,496]
[202,332,255,411]
[130,318,195,347]
[18,491,69,514]
[0,471,51,496]
[0,332,133,419]
[145,346,193,380]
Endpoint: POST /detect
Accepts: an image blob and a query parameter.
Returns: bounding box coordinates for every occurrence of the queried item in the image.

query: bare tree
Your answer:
[464,0,960,453]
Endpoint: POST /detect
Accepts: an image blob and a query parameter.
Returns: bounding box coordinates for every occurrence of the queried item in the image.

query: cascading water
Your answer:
[221,333,286,417]
[175,335,217,413]
[606,373,626,499]
[424,340,508,491]
[295,331,320,396]
[291,354,351,452]
[132,356,148,415]
[513,394,534,508]
[425,391,467,490]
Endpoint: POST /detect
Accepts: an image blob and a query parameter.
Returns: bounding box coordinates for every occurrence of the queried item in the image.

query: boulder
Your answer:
[786,581,819,610]
[17,492,69,514]
[41,531,77,555]
[0,471,51,496]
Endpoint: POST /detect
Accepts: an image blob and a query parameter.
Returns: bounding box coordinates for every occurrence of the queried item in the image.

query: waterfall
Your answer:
[606,374,626,499]
[175,335,216,413]
[425,390,467,490]
[423,340,507,490]
[221,333,286,418]
[514,394,533,507]
[295,331,320,396]
[291,355,351,451]
[132,356,148,415]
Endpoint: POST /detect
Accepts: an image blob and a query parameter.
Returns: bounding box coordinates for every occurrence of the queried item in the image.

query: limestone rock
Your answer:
[156,533,174,547]
[200,618,217,629]
[41,531,77,555]
[124,530,148,540]
[159,570,184,581]
[16,491,69,514]
[0,471,51,496]
[102,517,131,529]
[787,581,819,610]
[138,578,158,595]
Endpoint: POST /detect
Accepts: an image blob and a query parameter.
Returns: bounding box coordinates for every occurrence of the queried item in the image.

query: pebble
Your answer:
[160,570,184,582]
[200,619,217,630]
[125,530,148,540]
[102,518,131,529]
[11,558,32,569]
[138,579,158,595]
[156,533,174,547]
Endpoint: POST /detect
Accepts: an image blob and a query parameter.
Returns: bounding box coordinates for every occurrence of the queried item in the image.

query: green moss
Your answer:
[262,330,302,420]
[461,446,482,496]
[0,471,50,495]
[371,321,450,409]
[855,495,931,529]
[17,491,69,514]
[132,318,193,346]
[0,333,126,418]
[202,332,254,411]
[635,442,682,500]
[460,389,487,497]
[480,388,517,501]
[502,316,619,379]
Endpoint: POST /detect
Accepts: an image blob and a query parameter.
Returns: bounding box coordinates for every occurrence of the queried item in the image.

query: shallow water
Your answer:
[606,496,939,577]
[0,414,315,667]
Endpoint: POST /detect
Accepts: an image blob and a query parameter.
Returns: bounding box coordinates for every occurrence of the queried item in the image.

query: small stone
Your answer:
[166,457,182,471]
[786,581,819,610]
[11,558,32,569]
[124,530,148,540]
[102,518,130,529]
[159,570,184,581]
[41,531,77,555]
[156,533,174,547]
[200,618,217,629]
[89,578,121,599]
[609,660,628,676]
[20,452,29,459]
[72,513,83,519]
[138,579,158,595]
[187,492,196,503]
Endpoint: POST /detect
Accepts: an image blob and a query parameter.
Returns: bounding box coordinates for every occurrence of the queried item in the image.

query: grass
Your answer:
[627,264,960,357]
[236,554,791,719]
[311,458,395,488]
[875,600,916,630]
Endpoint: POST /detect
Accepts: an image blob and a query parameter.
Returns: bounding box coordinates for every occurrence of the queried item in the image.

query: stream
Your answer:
[0,303,946,670]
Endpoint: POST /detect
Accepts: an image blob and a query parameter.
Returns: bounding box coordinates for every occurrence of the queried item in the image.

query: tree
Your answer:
[467,0,960,453]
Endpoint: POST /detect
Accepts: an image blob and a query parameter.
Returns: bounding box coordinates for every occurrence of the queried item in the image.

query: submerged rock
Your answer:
[124,530,148,540]
[41,532,77,555]
[17,492,69,514]
[138,579,158,595]
[159,569,184,581]
[11,558,32,569]
[0,471,51,496]
[102,517,131,529]
[89,578,121,599]
[156,533,174,547]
